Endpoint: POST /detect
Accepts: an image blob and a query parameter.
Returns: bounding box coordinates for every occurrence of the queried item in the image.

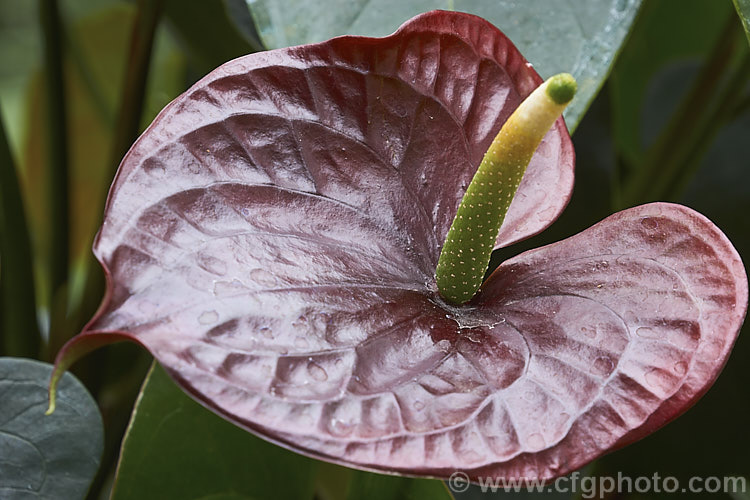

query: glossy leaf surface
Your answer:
[164,0,263,73]
[248,0,644,130]
[59,11,746,481]
[0,357,102,499]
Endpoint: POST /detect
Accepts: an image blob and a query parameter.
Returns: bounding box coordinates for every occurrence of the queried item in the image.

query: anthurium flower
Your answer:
[49,11,747,481]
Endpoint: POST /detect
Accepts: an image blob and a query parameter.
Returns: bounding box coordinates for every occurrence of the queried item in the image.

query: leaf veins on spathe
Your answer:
[51,10,747,481]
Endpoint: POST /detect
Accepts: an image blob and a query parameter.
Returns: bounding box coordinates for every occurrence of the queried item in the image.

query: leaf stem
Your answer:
[62,0,165,375]
[51,12,168,489]
[666,54,750,200]
[84,348,151,500]
[0,106,41,358]
[68,0,165,345]
[65,25,115,128]
[39,0,70,316]
[109,0,164,174]
[619,13,746,207]
[57,11,167,496]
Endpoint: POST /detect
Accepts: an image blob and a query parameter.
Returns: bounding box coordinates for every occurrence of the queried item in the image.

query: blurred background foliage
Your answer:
[0,0,748,498]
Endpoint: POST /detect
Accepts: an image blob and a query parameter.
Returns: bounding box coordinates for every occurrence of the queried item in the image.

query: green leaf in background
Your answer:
[0,107,40,359]
[315,461,453,500]
[110,362,318,500]
[164,0,263,74]
[0,0,40,155]
[0,357,103,499]
[247,0,643,131]
[345,471,453,500]
[114,363,459,500]
[0,0,122,155]
[19,3,185,315]
[608,0,736,174]
[612,0,748,208]
[734,0,750,46]
[456,488,571,500]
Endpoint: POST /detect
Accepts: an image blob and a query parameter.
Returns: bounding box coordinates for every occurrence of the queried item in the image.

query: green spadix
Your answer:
[436,73,577,304]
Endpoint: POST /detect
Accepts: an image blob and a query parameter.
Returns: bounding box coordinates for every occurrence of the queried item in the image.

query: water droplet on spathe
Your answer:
[641,217,658,230]
[258,326,274,339]
[196,253,228,276]
[307,361,328,381]
[143,159,166,176]
[636,326,657,338]
[316,311,332,324]
[527,433,545,449]
[673,361,688,376]
[213,279,246,296]
[644,368,662,387]
[704,340,724,360]
[292,314,310,334]
[330,418,354,436]
[414,400,425,410]
[249,268,277,287]
[436,339,451,351]
[580,326,597,339]
[198,310,219,324]
[591,356,614,376]
[459,449,482,463]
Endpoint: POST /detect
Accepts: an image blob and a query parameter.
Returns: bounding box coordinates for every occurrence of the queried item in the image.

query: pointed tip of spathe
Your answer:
[546,73,577,105]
